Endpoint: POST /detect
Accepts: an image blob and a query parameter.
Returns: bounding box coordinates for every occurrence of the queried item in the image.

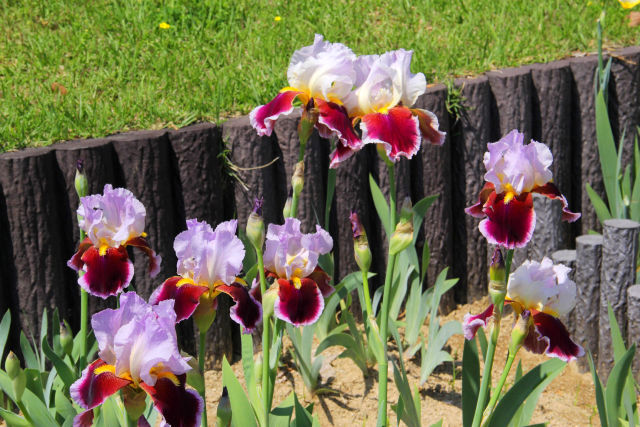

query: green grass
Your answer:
[0,0,638,151]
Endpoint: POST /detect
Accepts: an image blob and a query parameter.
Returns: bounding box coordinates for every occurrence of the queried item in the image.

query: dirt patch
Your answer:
[204,297,612,426]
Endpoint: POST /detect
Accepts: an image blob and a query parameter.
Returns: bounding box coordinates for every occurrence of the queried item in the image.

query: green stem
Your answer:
[482,350,517,425]
[199,331,208,427]
[290,192,299,219]
[126,415,138,427]
[376,162,397,427]
[256,249,270,426]
[16,401,33,425]
[79,228,88,363]
[361,270,373,322]
[471,316,501,427]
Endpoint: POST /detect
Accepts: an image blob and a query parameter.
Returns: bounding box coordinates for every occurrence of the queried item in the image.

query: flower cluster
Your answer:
[71,293,202,426]
[67,184,161,298]
[463,257,584,362]
[250,34,445,168]
[466,130,580,249]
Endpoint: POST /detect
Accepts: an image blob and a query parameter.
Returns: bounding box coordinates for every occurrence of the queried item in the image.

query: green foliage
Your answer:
[286,323,325,393]
[461,339,480,427]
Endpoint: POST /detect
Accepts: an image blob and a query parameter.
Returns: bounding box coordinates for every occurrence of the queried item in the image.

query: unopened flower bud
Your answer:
[246,197,265,250]
[216,386,232,427]
[292,161,304,198]
[60,322,73,357]
[4,351,20,380]
[509,310,532,354]
[193,291,217,333]
[261,285,278,320]
[282,194,293,219]
[350,212,371,272]
[74,159,88,199]
[122,385,147,421]
[298,98,319,148]
[488,248,507,307]
[389,198,414,255]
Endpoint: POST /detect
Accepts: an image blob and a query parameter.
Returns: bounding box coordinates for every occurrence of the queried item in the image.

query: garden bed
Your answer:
[205,297,604,426]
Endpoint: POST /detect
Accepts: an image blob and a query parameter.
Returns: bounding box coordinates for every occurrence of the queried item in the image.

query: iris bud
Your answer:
[488,248,507,308]
[350,212,371,272]
[216,387,232,427]
[4,351,20,380]
[60,322,73,357]
[282,194,293,219]
[247,197,265,250]
[389,198,414,255]
[510,310,531,354]
[292,161,304,198]
[74,159,88,199]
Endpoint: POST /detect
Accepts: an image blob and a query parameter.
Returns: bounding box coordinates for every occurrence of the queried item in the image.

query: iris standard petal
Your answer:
[462,304,494,340]
[274,278,324,326]
[249,90,302,137]
[360,106,421,162]
[478,191,536,249]
[78,246,134,298]
[149,277,208,323]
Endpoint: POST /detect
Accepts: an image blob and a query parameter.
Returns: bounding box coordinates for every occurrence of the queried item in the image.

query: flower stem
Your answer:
[290,193,299,219]
[256,249,271,426]
[482,349,517,424]
[79,228,88,364]
[361,270,373,324]
[376,162,397,427]
[199,330,208,427]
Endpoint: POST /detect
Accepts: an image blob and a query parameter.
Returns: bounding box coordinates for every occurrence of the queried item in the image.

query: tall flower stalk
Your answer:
[74,160,89,362]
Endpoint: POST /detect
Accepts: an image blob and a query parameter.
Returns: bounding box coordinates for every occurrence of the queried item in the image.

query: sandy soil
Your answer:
[204,297,614,426]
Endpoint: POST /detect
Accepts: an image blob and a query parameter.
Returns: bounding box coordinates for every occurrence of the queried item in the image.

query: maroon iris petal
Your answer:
[308,267,334,298]
[412,108,446,146]
[315,98,361,150]
[479,191,536,249]
[78,246,134,298]
[274,278,324,326]
[70,359,132,410]
[465,183,496,218]
[137,416,151,427]
[217,283,262,333]
[525,311,585,362]
[139,375,203,427]
[249,90,302,136]
[149,277,208,323]
[360,106,421,162]
[532,183,581,222]
[462,304,494,340]
[126,236,162,278]
[67,237,93,271]
[73,410,95,427]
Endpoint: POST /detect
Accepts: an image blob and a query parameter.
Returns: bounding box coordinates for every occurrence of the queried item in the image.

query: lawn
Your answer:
[0,0,637,151]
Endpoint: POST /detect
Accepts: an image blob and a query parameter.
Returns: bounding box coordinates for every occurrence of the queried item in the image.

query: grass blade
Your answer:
[462,338,480,427]
[222,356,258,427]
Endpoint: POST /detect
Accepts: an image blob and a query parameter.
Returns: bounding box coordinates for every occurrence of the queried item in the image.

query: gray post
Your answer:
[529,194,564,262]
[627,285,640,383]
[551,249,577,337]
[598,219,640,378]
[574,234,603,372]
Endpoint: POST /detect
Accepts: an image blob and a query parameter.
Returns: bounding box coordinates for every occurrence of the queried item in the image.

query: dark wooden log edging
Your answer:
[1,47,640,361]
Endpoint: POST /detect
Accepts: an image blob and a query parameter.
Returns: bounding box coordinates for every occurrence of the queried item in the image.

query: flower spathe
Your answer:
[250,34,361,164]
[463,258,584,362]
[149,219,262,333]
[465,130,580,248]
[262,217,334,326]
[331,49,445,167]
[67,184,161,298]
[70,293,203,427]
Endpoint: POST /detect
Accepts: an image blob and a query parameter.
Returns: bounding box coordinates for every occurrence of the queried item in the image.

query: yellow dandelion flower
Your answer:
[619,0,640,8]
[159,22,171,29]
[274,16,282,22]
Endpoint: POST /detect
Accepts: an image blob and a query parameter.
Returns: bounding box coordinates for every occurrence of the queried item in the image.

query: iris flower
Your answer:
[250,34,362,166]
[149,219,261,332]
[256,218,333,326]
[465,130,580,249]
[70,292,203,426]
[67,184,161,298]
[463,258,584,362]
[331,49,445,167]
